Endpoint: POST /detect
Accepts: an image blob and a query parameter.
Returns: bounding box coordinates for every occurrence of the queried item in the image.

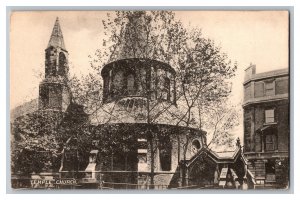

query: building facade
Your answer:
[243,64,289,188]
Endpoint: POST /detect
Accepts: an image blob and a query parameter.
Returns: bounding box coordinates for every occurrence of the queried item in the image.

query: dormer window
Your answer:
[265,109,275,123]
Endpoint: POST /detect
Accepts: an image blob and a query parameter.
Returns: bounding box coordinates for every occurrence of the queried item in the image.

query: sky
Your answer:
[9,10,289,143]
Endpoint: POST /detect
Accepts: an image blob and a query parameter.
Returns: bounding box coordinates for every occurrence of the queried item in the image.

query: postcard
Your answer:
[10,10,290,190]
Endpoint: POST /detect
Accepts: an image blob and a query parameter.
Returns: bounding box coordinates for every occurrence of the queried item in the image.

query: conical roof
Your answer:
[109,11,150,62]
[47,17,66,50]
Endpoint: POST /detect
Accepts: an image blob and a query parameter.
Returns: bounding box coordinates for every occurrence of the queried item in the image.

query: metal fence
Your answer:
[11,171,172,190]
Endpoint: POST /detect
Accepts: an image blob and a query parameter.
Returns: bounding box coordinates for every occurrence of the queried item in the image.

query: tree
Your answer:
[164,27,237,175]
[12,11,240,189]
[85,11,188,187]
[204,99,241,148]
[85,11,238,187]
[174,27,237,128]
[11,111,63,174]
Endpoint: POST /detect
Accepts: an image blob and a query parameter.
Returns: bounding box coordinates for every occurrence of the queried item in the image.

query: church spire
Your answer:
[47,17,66,50]
[39,17,71,112]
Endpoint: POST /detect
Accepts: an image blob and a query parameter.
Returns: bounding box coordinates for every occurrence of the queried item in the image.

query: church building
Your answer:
[12,16,256,190]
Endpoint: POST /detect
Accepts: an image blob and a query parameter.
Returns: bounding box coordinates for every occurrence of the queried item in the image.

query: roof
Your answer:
[107,11,172,65]
[186,146,247,166]
[213,151,237,158]
[101,58,176,77]
[47,17,66,50]
[244,68,289,85]
[108,12,148,62]
[89,97,199,128]
[209,147,241,161]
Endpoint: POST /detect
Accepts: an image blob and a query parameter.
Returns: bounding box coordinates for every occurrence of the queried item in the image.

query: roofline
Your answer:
[91,122,207,135]
[207,147,242,162]
[101,58,176,76]
[242,93,289,107]
[47,17,67,51]
[186,146,244,167]
[243,68,289,85]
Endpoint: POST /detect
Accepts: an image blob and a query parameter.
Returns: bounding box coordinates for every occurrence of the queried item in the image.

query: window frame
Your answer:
[191,139,201,154]
[265,109,275,124]
[126,73,135,95]
[265,134,276,151]
[264,80,275,96]
[112,70,124,93]
[164,77,171,100]
[159,138,172,171]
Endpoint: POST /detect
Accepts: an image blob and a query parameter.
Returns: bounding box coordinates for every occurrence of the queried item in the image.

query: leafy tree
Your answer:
[11,111,63,174]
[82,10,238,187]
[204,99,241,148]
[98,12,237,157]
[85,11,188,187]
[12,11,239,189]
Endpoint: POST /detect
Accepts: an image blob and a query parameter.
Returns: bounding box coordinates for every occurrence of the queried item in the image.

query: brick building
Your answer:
[243,64,289,188]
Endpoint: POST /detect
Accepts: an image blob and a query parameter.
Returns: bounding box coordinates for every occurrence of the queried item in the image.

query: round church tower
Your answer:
[101,58,176,105]
[90,11,181,125]
[100,11,177,110]
[89,12,207,188]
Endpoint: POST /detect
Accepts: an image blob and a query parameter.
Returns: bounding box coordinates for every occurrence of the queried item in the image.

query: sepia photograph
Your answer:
[9,10,290,190]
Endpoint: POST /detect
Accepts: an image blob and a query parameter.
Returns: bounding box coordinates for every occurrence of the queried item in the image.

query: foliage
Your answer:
[87,11,237,137]
[204,99,241,148]
[11,111,63,174]
[11,104,90,175]
[12,11,240,177]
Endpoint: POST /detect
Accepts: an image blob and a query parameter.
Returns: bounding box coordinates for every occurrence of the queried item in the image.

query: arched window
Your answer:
[58,52,67,76]
[127,74,135,95]
[191,139,201,154]
[137,68,147,94]
[159,138,172,171]
[112,71,124,93]
[164,77,171,100]
[159,77,171,100]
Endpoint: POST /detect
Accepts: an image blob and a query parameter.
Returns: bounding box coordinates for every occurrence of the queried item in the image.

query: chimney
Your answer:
[244,63,256,81]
